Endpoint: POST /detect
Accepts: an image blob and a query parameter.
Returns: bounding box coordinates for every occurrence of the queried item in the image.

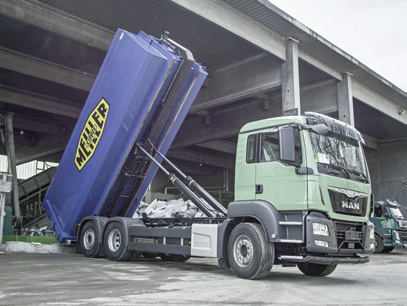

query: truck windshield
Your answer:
[310,131,367,177]
[389,207,404,219]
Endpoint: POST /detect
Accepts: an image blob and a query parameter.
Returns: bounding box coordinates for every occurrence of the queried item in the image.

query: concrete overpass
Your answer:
[0,0,406,205]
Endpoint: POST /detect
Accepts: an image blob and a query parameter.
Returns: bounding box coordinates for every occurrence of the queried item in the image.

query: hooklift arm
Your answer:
[148,140,227,216]
[136,144,220,218]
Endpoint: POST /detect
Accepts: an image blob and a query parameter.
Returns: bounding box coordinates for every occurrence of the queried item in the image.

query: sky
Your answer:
[268,0,407,91]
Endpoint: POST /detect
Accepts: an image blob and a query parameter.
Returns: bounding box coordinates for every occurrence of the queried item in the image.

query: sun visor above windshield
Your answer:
[305,112,365,144]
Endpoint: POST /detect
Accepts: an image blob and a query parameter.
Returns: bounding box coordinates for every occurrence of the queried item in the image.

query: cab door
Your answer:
[255,128,308,211]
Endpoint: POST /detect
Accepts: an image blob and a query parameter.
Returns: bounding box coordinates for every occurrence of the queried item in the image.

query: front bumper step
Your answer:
[279,254,370,265]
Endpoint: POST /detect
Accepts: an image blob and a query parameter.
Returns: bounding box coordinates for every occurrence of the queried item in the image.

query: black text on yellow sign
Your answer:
[75,98,110,171]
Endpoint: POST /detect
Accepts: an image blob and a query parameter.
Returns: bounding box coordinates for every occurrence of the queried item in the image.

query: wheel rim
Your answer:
[233,235,254,267]
[374,239,378,248]
[108,229,121,252]
[83,228,95,250]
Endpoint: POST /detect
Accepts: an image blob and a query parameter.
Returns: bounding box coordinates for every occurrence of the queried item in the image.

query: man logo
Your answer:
[74,98,110,171]
[341,200,360,211]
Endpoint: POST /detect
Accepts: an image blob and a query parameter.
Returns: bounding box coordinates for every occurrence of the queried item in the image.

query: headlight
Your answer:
[313,223,329,236]
[395,231,401,241]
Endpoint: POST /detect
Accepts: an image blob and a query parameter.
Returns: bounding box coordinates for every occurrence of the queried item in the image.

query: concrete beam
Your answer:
[13,115,67,137]
[167,149,235,170]
[173,94,282,149]
[191,53,281,113]
[353,81,407,125]
[0,85,82,118]
[15,134,70,164]
[360,132,378,151]
[281,38,301,115]
[298,51,342,81]
[171,0,286,60]
[0,0,113,50]
[196,140,237,155]
[337,72,355,126]
[0,47,95,91]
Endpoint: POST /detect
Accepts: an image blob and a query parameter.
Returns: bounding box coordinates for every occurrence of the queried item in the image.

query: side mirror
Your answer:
[279,127,296,163]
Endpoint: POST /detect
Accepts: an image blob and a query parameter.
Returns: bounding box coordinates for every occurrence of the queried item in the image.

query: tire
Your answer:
[103,222,132,261]
[227,223,274,280]
[381,247,395,254]
[374,234,384,253]
[297,263,337,277]
[127,251,142,261]
[79,221,100,258]
[142,252,158,259]
[159,254,190,262]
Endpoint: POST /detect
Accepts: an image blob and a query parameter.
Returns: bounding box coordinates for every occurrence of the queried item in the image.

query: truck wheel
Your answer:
[382,247,395,253]
[142,252,158,259]
[227,223,274,280]
[297,263,337,277]
[159,254,190,262]
[374,234,384,253]
[80,221,100,258]
[103,222,132,261]
[127,251,142,261]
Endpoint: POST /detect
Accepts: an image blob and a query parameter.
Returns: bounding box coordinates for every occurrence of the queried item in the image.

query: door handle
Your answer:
[255,184,263,194]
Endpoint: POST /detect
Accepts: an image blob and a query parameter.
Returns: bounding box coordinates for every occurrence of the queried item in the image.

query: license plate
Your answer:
[345,231,361,241]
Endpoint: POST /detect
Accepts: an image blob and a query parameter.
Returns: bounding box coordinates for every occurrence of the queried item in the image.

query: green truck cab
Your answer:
[231,112,375,277]
[370,200,407,253]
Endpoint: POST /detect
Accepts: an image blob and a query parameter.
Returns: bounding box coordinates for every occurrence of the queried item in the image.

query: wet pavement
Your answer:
[0,247,407,305]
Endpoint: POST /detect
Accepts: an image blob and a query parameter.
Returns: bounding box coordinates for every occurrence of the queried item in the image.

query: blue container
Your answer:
[43,29,207,243]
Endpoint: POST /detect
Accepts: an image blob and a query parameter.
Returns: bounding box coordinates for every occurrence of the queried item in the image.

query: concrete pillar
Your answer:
[0,113,20,223]
[337,72,355,126]
[281,37,301,115]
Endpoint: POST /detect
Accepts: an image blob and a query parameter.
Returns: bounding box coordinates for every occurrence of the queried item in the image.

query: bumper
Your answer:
[305,212,375,254]
[281,255,370,265]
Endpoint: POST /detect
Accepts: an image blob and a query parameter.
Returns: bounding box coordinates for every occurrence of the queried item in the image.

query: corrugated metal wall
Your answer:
[0,155,58,180]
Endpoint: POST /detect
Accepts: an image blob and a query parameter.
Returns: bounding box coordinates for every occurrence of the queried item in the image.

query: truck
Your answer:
[43,29,375,280]
[370,200,407,253]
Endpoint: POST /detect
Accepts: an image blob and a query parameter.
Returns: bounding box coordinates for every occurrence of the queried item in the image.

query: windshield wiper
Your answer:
[347,169,369,183]
[321,163,351,179]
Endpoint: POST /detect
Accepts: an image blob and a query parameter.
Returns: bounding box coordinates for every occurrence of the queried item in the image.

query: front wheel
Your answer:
[227,223,274,280]
[381,247,395,253]
[374,234,384,253]
[103,222,133,261]
[297,263,337,277]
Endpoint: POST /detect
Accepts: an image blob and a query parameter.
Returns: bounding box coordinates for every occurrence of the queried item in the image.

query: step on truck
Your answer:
[370,200,407,253]
[43,29,375,280]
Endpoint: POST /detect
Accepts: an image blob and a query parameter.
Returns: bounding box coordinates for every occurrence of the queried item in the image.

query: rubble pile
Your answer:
[134,198,210,218]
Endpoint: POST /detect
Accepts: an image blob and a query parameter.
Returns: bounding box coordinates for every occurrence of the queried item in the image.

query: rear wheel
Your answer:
[297,263,337,277]
[159,254,190,262]
[227,223,274,280]
[374,234,384,253]
[103,222,132,261]
[80,221,100,258]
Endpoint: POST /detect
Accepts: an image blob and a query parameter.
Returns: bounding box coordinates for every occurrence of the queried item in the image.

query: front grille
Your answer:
[400,221,407,230]
[335,221,365,250]
[328,188,368,216]
[399,231,407,243]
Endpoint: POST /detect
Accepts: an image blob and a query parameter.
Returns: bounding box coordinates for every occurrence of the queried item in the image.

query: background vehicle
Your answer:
[370,200,407,253]
[43,29,375,280]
